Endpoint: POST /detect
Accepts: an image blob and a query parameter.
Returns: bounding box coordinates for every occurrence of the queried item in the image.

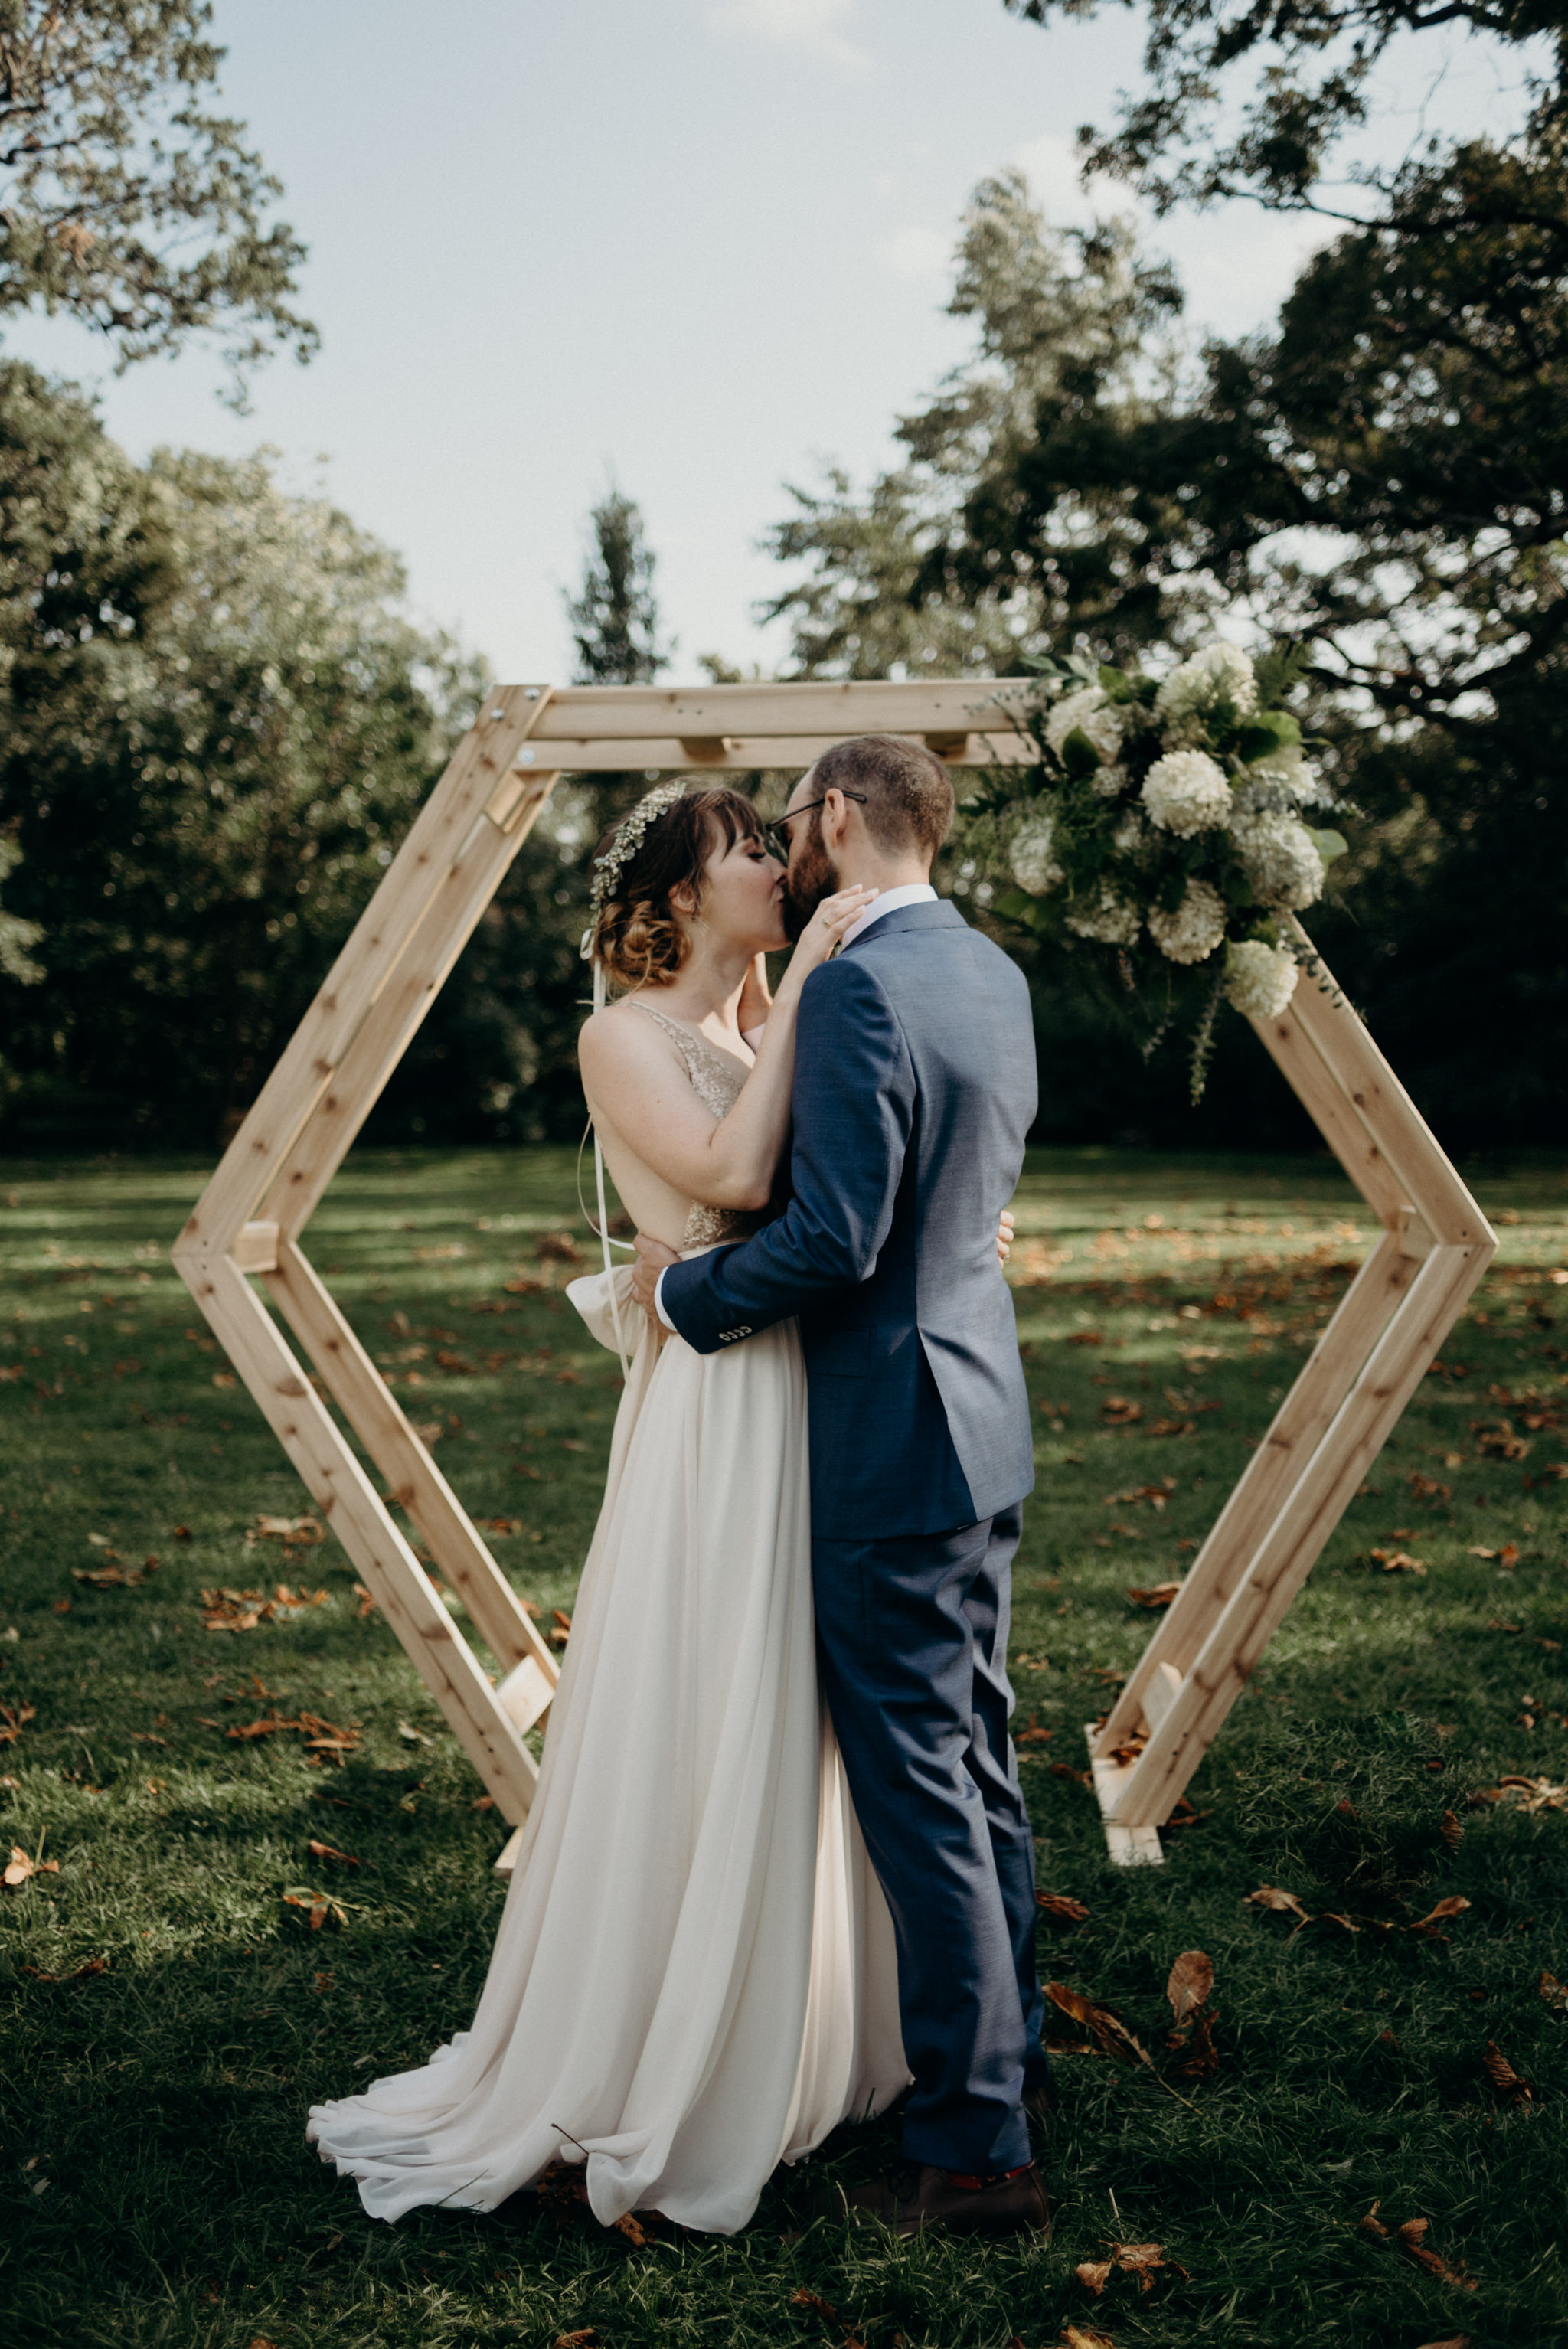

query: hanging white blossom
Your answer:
[1142,750,1233,837]
[1231,811,1325,909]
[1147,877,1227,965]
[1223,938,1300,1018]
[1009,813,1063,894]
[1065,880,1142,946]
[1045,686,1124,766]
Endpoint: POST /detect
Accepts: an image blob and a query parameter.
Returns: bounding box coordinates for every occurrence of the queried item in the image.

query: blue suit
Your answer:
[659,899,1047,2174]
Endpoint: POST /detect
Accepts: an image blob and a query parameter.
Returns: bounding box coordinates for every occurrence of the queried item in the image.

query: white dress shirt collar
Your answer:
[841,880,938,950]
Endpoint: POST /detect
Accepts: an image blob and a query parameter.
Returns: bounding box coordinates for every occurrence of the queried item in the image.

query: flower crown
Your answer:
[580,779,688,960]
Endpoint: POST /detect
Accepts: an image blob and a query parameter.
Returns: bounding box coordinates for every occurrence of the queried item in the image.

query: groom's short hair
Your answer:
[810,734,954,862]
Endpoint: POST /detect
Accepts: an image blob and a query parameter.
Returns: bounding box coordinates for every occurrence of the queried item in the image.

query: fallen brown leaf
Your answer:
[1367,1547,1428,1575]
[1481,2040,1533,2102]
[1539,1969,1568,2012]
[1126,1581,1181,1609]
[1440,1810,1463,1850]
[792,2287,838,2315]
[0,1702,38,1747]
[1409,1895,1471,1942]
[246,1514,324,1548]
[1359,2200,1389,2239]
[613,2210,648,2246]
[5,1843,60,1889]
[307,1839,361,1868]
[1045,1981,1151,2067]
[1075,2259,1114,2294]
[1110,2242,1168,2291]
[1245,1884,1310,1923]
[1395,2215,1478,2289]
[552,2332,599,2348]
[1060,2329,1117,2349]
[1100,1397,1143,1426]
[1036,1893,1090,1923]
[1015,1714,1055,1745]
[1165,1949,1213,2026]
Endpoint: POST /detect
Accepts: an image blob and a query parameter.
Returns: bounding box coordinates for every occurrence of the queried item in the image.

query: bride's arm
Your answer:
[579,886,874,1214]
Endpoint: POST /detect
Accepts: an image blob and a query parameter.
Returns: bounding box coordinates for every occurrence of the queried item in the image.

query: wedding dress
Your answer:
[307,1007,907,2232]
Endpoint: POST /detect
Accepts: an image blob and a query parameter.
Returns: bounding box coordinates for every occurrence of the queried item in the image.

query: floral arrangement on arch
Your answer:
[977,641,1349,1097]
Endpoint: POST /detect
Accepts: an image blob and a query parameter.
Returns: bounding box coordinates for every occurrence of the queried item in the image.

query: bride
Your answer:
[309,780,952,2233]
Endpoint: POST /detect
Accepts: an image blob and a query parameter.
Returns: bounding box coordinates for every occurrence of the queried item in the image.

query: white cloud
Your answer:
[706,0,871,72]
[877,224,952,279]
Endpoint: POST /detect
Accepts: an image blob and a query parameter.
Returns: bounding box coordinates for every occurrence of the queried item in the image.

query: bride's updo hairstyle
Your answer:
[590,783,766,992]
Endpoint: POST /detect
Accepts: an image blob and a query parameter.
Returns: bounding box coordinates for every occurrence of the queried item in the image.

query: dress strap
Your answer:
[629,999,712,1083]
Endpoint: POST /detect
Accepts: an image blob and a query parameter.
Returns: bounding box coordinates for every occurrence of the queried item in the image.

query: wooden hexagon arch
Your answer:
[168,681,1494,1874]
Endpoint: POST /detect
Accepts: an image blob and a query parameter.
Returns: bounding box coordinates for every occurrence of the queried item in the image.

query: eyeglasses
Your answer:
[763,790,866,854]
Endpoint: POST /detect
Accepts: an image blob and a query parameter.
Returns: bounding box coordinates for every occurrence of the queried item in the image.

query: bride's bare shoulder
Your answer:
[578,998,678,1076]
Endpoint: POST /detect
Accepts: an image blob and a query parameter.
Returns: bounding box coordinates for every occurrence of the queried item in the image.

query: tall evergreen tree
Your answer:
[564,488,669,685]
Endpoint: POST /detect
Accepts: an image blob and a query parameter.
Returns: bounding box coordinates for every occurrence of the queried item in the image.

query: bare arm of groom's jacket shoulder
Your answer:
[658,955,914,1352]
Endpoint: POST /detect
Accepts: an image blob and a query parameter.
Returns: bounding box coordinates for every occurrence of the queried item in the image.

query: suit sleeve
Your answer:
[658,956,913,1354]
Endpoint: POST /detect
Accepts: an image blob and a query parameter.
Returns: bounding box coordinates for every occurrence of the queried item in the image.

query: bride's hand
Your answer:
[779,885,878,990]
[996,1209,1014,1266]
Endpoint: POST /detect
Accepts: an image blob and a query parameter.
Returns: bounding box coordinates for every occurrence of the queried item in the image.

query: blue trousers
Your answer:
[812,1503,1048,2174]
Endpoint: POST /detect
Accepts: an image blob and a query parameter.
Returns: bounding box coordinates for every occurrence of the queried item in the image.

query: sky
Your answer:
[4,0,1531,685]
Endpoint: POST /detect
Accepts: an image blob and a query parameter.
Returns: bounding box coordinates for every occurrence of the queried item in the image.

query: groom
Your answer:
[631,734,1050,2240]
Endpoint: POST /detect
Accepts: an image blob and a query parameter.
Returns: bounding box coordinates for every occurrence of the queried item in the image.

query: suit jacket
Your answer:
[658,899,1037,1538]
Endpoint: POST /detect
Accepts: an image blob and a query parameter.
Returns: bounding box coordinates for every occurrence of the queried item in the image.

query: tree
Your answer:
[563,488,669,685]
[1001,0,1565,214]
[765,173,1189,679]
[0,364,483,1143]
[0,1,314,397]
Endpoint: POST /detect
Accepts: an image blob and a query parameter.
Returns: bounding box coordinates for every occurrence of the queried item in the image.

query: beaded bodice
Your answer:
[630,1001,764,1247]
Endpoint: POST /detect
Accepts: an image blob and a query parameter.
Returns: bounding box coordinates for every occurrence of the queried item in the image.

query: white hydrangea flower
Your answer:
[1065,880,1142,946]
[1231,811,1325,909]
[1250,743,1334,808]
[1045,686,1124,766]
[1009,812,1063,895]
[1146,877,1227,966]
[1142,750,1233,837]
[1092,762,1129,799]
[1224,939,1299,1019]
[1112,806,1145,853]
[1154,640,1258,723]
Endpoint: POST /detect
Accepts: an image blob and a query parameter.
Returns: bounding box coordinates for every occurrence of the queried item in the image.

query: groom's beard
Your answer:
[782,822,839,941]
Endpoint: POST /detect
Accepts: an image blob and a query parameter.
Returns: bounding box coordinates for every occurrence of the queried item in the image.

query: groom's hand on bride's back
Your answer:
[632,1232,681,1330]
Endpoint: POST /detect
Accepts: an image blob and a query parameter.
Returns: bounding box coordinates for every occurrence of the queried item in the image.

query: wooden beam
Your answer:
[173,1252,542,1823]
[527,678,1034,742]
[260,1239,559,1694]
[250,773,558,1243]
[502,731,1035,773]
[174,686,555,1260]
[1092,1228,1413,1761]
[1106,1240,1489,1828]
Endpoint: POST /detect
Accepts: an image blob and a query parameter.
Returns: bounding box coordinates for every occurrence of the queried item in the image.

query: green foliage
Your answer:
[563,487,669,687]
[1001,0,1566,212]
[764,172,1191,679]
[3,1145,1566,2345]
[0,361,485,1145]
[0,0,315,397]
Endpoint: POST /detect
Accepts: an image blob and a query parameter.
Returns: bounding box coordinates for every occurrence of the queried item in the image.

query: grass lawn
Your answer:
[2,1142,1566,2348]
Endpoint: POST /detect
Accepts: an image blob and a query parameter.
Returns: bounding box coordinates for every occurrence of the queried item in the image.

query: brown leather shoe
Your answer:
[849,2161,1050,2240]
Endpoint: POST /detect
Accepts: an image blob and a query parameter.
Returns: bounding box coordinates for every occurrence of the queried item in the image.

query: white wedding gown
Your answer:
[307,1014,907,2233]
